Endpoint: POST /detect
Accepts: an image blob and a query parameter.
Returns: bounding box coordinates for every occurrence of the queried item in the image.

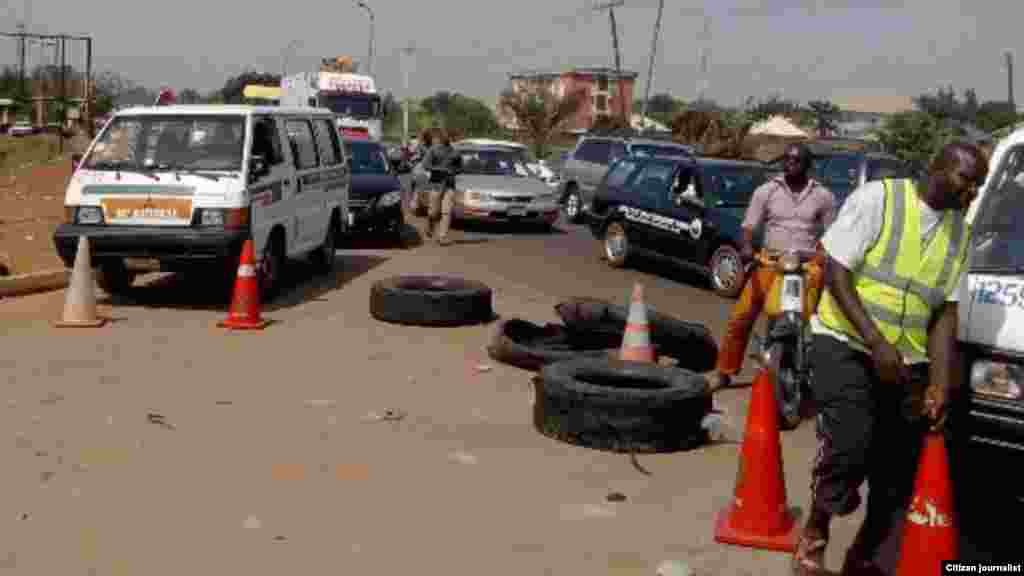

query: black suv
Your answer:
[766,148,913,208]
[586,155,771,298]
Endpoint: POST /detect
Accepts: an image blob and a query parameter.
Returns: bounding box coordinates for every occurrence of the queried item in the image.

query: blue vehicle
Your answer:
[586,155,771,298]
[343,139,405,242]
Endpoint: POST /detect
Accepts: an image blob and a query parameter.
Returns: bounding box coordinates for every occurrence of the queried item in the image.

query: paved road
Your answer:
[0,211,1004,574]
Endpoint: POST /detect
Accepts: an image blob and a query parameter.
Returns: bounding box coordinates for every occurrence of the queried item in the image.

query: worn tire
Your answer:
[533,357,712,453]
[369,275,494,326]
[486,318,621,372]
[554,297,718,373]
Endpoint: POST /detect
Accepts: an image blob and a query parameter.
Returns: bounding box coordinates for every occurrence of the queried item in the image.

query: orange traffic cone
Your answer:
[895,432,957,576]
[54,235,106,328]
[218,239,271,330]
[620,282,655,363]
[714,365,799,552]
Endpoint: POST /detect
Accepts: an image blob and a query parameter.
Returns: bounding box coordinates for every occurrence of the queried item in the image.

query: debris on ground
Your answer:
[448,451,477,465]
[606,491,627,503]
[40,392,63,405]
[146,413,175,430]
[215,400,233,406]
[362,409,406,423]
[700,410,739,444]
[475,364,493,373]
[656,560,693,576]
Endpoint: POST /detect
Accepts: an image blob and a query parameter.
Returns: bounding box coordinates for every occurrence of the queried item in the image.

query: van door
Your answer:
[248,115,296,259]
[283,117,324,253]
[311,116,349,232]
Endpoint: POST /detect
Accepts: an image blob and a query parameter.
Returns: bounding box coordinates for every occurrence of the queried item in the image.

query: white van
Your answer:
[952,127,1024,501]
[52,105,350,300]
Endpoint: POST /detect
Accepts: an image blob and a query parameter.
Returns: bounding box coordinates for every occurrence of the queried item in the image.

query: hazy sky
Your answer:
[2,0,1020,107]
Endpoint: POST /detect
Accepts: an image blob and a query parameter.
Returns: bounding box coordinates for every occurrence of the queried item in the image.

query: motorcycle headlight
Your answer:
[970,360,1024,400]
[376,191,402,207]
[781,252,801,273]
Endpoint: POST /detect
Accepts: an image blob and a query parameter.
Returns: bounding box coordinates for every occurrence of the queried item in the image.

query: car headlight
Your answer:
[199,208,250,229]
[76,206,104,225]
[970,360,1024,400]
[376,191,402,207]
[466,191,493,203]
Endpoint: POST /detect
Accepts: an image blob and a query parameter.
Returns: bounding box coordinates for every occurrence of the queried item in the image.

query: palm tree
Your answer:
[498,80,587,158]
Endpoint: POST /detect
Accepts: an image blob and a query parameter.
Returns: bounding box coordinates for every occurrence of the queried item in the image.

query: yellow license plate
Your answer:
[101,198,193,222]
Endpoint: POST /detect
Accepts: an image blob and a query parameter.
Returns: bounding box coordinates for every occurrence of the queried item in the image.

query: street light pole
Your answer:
[640,0,665,131]
[281,39,301,78]
[401,43,415,146]
[356,1,375,75]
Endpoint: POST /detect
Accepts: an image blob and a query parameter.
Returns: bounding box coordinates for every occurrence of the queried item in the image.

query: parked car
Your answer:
[344,138,406,242]
[408,141,560,229]
[952,126,1024,507]
[765,148,914,208]
[558,135,695,223]
[455,138,560,188]
[53,104,349,299]
[585,154,771,298]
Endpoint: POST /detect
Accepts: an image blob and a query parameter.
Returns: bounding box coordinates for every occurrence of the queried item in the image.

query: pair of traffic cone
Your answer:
[712,363,959,568]
[619,282,655,363]
[218,239,271,330]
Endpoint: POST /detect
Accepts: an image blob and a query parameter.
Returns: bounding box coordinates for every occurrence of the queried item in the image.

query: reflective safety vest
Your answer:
[816,178,969,360]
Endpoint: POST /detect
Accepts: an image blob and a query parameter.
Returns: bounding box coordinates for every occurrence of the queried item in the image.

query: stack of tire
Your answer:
[488,297,719,454]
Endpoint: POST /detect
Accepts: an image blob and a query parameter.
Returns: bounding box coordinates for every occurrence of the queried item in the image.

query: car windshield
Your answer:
[318,93,381,118]
[631,144,691,158]
[971,144,1024,271]
[458,148,530,177]
[83,114,246,172]
[344,141,389,174]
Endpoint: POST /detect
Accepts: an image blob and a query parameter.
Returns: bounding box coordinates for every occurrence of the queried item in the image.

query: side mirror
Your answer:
[71,153,83,172]
[249,155,269,181]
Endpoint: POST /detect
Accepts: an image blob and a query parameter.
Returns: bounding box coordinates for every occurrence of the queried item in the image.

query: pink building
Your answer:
[501,67,638,133]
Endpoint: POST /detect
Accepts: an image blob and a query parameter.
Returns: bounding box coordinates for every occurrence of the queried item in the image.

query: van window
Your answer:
[285,119,319,170]
[251,116,284,166]
[971,144,1024,271]
[313,118,343,166]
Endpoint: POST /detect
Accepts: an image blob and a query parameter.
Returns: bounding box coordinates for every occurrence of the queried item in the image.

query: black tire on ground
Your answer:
[370,275,494,326]
[486,318,622,371]
[553,297,719,373]
[533,357,712,453]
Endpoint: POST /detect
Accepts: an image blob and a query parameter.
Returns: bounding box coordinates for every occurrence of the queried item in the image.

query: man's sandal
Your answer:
[792,535,828,576]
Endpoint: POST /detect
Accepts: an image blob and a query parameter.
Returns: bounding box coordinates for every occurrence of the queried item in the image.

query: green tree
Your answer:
[498,80,587,158]
[419,91,500,138]
[874,110,956,167]
[807,100,840,137]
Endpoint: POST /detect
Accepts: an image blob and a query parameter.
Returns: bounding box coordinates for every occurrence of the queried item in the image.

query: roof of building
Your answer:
[509,66,638,81]
[830,94,916,115]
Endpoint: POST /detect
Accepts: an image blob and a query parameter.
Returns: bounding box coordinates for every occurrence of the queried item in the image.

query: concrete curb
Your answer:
[0,268,70,299]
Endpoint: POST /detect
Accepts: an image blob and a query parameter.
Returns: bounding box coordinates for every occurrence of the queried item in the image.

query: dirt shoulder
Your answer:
[0,134,90,276]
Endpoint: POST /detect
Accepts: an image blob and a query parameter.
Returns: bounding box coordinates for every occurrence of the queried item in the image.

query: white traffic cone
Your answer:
[54,236,106,328]
[619,282,655,363]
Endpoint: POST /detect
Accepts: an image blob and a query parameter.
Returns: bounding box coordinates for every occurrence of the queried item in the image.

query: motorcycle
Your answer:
[747,248,822,430]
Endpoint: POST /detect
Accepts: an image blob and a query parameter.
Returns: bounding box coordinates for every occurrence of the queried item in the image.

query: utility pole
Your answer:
[696,15,710,103]
[1006,51,1015,111]
[356,1,375,76]
[400,42,416,147]
[594,0,626,122]
[640,0,664,131]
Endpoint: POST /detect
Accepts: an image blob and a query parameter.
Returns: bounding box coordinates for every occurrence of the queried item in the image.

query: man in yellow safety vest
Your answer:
[791,141,989,576]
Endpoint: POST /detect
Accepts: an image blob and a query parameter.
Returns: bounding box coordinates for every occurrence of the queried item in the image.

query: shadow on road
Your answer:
[454,219,568,236]
[599,250,713,295]
[344,223,424,250]
[99,254,389,312]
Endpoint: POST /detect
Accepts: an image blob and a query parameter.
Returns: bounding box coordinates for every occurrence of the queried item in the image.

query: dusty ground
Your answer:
[0,134,87,276]
[0,215,872,576]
